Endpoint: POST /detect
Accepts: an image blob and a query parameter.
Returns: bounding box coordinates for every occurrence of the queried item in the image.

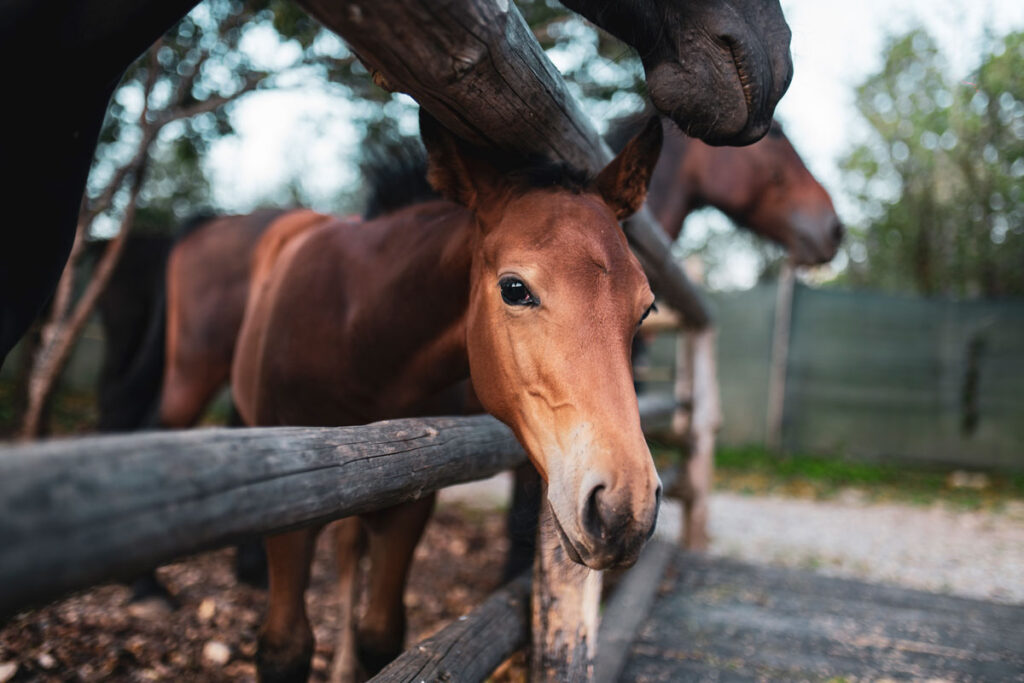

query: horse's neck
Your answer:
[648,132,698,242]
[344,202,475,417]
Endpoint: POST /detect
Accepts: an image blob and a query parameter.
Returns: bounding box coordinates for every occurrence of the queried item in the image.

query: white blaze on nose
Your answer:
[543,421,598,543]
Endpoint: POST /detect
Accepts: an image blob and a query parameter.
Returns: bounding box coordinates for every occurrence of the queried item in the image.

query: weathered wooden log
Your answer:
[672,327,721,551]
[0,415,525,619]
[299,0,710,329]
[594,540,675,683]
[0,397,675,622]
[371,572,531,682]
[531,493,601,682]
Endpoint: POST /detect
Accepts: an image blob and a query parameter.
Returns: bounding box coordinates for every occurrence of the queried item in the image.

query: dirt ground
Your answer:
[0,505,524,683]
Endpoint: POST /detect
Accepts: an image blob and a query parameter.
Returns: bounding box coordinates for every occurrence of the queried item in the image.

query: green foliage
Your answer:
[840,29,1024,297]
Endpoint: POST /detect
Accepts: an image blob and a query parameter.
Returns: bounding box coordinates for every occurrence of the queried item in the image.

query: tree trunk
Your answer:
[20,173,146,439]
[297,0,711,328]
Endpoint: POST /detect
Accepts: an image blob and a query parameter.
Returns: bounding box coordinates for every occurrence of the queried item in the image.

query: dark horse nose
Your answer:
[582,481,661,563]
[831,218,845,245]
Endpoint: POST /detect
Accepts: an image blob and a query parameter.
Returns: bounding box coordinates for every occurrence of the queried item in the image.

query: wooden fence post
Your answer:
[766,263,795,451]
[531,491,601,682]
[666,259,721,551]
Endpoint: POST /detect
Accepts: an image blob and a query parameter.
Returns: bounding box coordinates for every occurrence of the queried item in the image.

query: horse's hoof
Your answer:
[128,575,179,611]
[355,635,402,677]
[257,637,314,683]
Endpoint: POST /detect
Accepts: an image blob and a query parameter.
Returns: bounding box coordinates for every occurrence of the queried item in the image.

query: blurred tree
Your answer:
[839,28,1024,297]
[20,0,370,437]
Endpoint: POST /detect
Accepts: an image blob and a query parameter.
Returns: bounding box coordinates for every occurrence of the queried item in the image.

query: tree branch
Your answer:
[158,73,266,125]
[21,162,149,439]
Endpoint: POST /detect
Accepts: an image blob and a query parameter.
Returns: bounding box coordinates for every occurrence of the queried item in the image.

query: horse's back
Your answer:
[232,201,473,428]
[165,209,288,366]
[160,208,309,427]
[232,211,347,426]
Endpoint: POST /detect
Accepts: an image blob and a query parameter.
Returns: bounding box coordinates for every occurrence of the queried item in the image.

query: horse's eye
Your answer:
[499,277,536,306]
[639,302,657,325]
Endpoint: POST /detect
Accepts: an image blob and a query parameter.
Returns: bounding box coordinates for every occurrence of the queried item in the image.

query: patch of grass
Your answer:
[650,441,1024,511]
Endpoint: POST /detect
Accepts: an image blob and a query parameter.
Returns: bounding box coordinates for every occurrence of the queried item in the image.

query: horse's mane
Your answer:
[361,137,439,219]
[362,136,593,219]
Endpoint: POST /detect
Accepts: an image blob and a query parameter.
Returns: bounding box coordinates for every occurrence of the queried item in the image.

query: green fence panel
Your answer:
[781,286,1024,470]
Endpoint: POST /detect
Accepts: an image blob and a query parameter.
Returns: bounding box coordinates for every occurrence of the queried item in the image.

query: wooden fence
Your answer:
[0,395,676,680]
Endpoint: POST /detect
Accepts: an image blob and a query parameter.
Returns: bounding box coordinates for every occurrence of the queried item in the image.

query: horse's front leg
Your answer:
[328,517,367,683]
[355,495,436,675]
[258,528,319,683]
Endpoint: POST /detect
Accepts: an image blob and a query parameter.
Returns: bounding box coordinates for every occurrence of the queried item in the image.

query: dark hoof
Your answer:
[235,540,269,588]
[256,640,313,683]
[356,632,403,676]
[129,573,179,610]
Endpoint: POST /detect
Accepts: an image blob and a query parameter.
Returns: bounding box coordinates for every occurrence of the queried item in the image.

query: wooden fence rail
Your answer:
[0,415,523,619]
[0,399,676,621]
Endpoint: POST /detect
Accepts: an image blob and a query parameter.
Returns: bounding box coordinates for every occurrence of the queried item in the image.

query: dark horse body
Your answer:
[0,0,793,366]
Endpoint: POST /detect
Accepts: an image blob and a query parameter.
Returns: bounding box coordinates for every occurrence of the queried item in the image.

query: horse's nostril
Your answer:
[582,484,607,540]
[832,219,845,244]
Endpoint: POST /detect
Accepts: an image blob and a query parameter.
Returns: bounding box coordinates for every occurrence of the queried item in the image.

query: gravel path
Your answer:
[441,475,1024,605]
[707,491,1024,605]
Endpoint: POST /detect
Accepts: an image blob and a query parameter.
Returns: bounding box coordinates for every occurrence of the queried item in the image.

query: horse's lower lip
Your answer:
[548,503,585,566]
[792,231,836,266]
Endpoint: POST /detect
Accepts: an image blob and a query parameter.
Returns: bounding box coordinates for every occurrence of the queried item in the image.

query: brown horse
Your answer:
[226,112,663,680]
[610,113,843,265]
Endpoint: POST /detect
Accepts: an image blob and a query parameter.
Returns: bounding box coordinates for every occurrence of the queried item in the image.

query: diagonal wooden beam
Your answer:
[297,0,711,328]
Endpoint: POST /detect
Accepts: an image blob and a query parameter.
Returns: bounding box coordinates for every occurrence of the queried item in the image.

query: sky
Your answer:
[205,0,1024,289]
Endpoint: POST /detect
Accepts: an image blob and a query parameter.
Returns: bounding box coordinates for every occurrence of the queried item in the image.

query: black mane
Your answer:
[506,159,592,196]
[362,137,593,218]
[361,137,438,220]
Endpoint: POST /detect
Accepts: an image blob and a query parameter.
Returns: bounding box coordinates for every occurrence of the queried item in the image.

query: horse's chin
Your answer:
[547,503,642,572]
[646,60,770,147]
[791,230,841,266]
[548,505,588,566]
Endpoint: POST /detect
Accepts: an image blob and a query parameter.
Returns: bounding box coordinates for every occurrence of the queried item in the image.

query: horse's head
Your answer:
[421,112,663,570]
[693,121,842,265]
[561,0,793,146]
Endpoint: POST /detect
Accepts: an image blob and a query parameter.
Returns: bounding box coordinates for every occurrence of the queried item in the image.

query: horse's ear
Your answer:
[594,116,663,220]
[420,110,500,210]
